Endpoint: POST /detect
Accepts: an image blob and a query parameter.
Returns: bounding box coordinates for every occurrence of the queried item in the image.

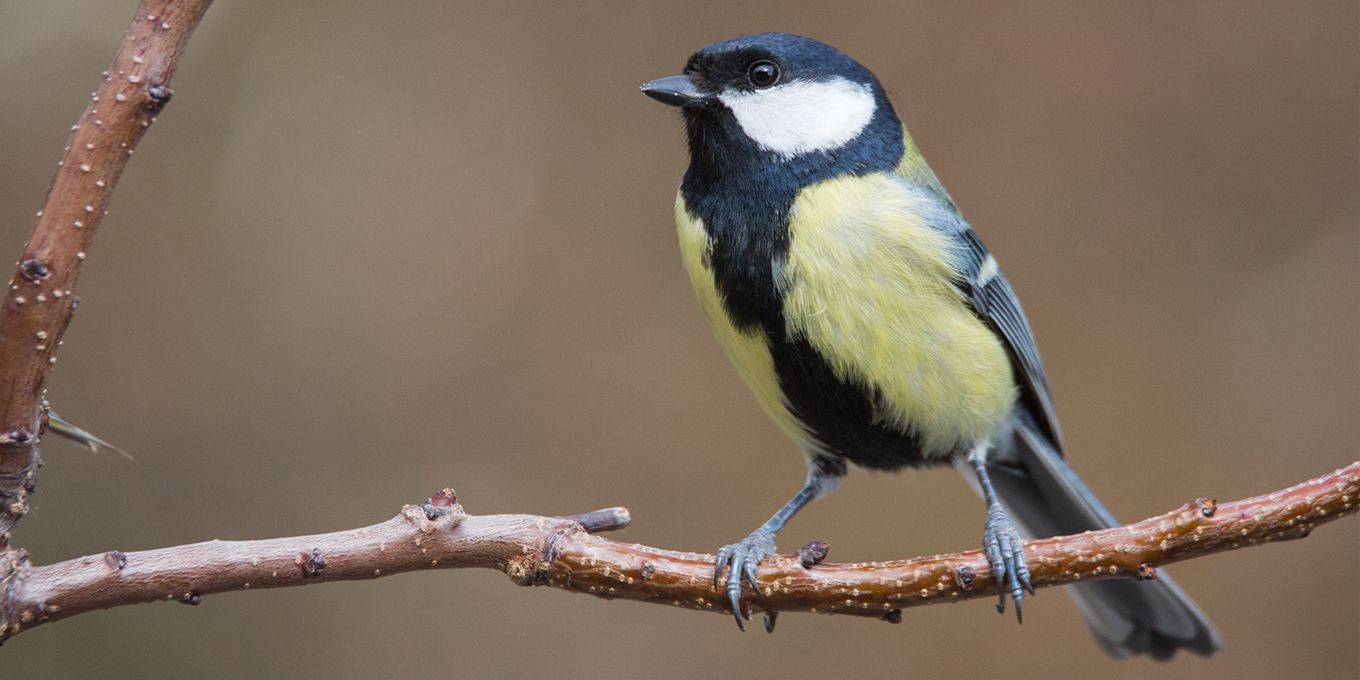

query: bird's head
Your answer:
[642,33,903,170]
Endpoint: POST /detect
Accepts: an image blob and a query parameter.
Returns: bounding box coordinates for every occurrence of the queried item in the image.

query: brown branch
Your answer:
[1,0,1355,651]
[0,0,214,549]
[3,463,1355,642]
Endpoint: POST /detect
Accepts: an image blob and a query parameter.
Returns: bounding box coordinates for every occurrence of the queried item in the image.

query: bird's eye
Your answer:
[747,61,779,88]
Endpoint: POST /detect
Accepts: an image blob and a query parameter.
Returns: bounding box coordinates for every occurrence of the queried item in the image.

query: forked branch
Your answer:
[3,463,1355,642]
[0,0,214,645]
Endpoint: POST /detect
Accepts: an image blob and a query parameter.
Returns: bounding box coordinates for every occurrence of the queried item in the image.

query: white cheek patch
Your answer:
[718,77,877,159]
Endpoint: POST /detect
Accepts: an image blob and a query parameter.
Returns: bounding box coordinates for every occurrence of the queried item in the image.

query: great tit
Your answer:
[642,33,1219,659]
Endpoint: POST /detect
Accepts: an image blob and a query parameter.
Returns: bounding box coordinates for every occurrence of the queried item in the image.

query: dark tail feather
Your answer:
[974,416,1222,659]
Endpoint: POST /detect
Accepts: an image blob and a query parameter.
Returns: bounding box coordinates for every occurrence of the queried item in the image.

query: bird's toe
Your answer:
[713,530,777,631]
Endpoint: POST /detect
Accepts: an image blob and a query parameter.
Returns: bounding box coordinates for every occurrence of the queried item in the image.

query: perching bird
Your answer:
[641,33,1220,659]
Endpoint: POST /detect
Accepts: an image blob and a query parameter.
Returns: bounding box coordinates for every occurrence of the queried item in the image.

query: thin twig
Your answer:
[0,0,215,549]
[2,463,1354,643]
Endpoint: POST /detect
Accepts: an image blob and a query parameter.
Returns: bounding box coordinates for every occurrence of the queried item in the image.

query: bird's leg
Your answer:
[715,465,842,630]
[967,446,1033,622]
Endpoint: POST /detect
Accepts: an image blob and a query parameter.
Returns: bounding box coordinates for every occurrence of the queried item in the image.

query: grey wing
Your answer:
[953,226,1065,453]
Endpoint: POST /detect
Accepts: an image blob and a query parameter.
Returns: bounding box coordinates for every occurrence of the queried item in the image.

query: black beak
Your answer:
[640,75,704,107]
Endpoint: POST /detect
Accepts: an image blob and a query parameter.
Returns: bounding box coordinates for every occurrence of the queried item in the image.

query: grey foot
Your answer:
[714,529,776,631]
[983,506,1033,623]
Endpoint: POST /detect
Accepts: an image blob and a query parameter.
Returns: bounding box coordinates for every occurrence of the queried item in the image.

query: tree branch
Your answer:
[0,0,214,549]
[1,0,1355,652]
[2,463,1354,642]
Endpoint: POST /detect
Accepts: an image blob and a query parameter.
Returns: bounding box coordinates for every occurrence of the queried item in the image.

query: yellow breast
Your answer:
[675,173,1015,462]
[781,174,1015,456]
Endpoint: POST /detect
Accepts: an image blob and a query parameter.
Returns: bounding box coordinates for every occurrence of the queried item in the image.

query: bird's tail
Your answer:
[965,415,1222,660]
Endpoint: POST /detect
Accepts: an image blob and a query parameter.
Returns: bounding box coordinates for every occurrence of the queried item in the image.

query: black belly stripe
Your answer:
[679,94,944,473]
[769,337,955,472]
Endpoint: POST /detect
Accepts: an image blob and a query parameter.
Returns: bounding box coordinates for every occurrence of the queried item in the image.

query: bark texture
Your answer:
[3,463,1355,642]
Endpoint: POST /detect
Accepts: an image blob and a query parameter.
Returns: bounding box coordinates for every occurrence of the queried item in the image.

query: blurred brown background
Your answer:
[1,1,1355,678]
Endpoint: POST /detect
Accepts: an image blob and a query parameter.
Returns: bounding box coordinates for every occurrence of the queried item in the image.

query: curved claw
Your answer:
[1012,530,1034,597]
[982,507,1029,624]
[714,545,734,589]
[743,558,762,596]
[713,530,777,631]
[728,584,745,631]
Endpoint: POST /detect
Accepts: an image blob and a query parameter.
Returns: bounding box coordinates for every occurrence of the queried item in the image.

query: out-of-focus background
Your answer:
[1,1,1355,677]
